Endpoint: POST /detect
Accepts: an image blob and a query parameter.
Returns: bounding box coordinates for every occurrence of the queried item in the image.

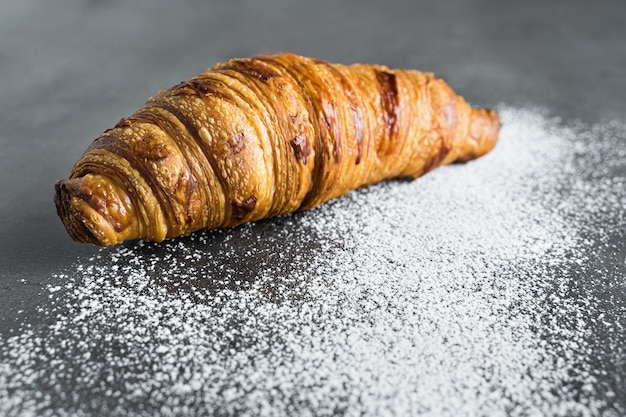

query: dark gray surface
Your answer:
[1,0,625,415]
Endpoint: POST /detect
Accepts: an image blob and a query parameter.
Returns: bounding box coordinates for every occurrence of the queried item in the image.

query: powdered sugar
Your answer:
[1,107,625,416]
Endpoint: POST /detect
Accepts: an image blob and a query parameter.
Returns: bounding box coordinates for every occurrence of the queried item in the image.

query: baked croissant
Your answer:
[55,53,500,246]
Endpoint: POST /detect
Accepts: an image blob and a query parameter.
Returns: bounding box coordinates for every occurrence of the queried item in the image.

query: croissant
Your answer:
[55,53,500,246]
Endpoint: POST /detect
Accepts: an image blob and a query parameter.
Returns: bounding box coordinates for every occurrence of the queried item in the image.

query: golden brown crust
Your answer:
[55,53,501,246]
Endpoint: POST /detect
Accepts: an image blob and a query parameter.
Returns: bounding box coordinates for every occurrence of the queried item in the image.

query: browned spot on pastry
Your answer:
[315,60,364,164]
[352,106,364,164]
[232,196,258,220]
[184,175,197,204]
[229,131,246,152]
[319,96,342,163]
[423,138,452,174]
[134,133,171,162]
[147,144,168,161]
[375,70,400,144]
[182,174,200,224]
[337,75,364,164]
[291,133,311,164]
[220,58,281,82]
[115,117,133,129]
[172,79,230,100]
[189,79,229,99]
[191,80,217,97]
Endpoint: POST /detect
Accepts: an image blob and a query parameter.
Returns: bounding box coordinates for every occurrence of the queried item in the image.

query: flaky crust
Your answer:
[55,53,500,246]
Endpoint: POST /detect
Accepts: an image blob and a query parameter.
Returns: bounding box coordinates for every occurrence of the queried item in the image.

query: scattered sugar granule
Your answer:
[1,107,625,417]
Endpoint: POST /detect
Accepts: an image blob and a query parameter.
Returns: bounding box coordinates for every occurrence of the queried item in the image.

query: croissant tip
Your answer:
[459,107,501,161]
[54,178,115,246]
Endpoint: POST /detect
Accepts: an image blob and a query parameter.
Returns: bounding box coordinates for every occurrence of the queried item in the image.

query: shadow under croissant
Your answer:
[98,212,332,305]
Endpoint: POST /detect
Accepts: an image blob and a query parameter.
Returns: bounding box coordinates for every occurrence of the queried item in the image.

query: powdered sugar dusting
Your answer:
[1,107,625,416]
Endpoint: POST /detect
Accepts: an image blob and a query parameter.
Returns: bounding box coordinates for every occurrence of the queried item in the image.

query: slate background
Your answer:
[1,0,625,414]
